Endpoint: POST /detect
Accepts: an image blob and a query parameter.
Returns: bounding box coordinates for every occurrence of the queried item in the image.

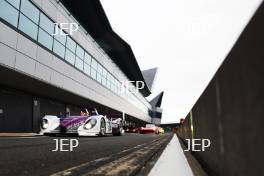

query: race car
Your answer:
[139,124,159,134]
[39,109,123,136]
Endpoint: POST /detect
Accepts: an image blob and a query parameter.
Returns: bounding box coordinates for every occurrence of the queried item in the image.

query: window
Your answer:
[97,64,102,75]
[84,52,91,65]
[53,40,65,58]
[110,75,114,84]
[84,63,91,75]
[102,68,107,78]
[65,49,75,65]
[54,25,66,45]
[115,79,119,87]
[76,45,84,59]
[38,28,53,50]
[106,72,111,82]
[6,0,20,9]
[0,0,19,27]
[18,14,38,40]
[102,77,106,86]
[96,73,102,83]
[75,57,83,71]
[114,86,118,93]
[91,68,96,80]
[107,80,111,89]
[111,83,115,92]
[39,13,54,34]
[20,0,39,24]
[66,36,76,53]
[91,58,97,69]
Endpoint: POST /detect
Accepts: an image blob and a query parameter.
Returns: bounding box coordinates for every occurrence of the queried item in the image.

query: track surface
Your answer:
[0,133,172,176]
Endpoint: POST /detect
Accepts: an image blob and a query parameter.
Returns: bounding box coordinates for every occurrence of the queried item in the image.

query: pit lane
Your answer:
[0,133,172,176]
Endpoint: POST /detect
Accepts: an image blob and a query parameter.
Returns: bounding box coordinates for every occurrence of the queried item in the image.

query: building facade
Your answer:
[0,0,162,132]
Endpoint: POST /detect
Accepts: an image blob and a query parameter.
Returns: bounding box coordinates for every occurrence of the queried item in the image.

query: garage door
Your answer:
[0,88,32,132]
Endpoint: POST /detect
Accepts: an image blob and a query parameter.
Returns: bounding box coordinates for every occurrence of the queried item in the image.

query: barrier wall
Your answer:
[177,3,264,176]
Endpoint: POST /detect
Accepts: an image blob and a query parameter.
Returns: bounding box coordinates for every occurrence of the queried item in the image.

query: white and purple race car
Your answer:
[39,110,124,136]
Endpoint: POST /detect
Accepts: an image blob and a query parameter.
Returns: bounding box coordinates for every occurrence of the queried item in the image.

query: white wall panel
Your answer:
[36,47,53,66]
[42,0,57,21]
[50,70,64,87]
[15,52,36,76]
[0,43,16,67]
[35,62,51,82]
[32,0,42,8]
[17,34,37,59]
[51,56,65,74]
[0,22,18,48]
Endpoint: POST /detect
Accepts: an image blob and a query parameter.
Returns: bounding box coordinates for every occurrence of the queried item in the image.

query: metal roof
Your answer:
[142,68,158,91]
[150,92,164,108]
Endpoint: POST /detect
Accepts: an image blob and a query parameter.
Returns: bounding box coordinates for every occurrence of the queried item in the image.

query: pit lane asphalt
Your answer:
[0,133,173,176]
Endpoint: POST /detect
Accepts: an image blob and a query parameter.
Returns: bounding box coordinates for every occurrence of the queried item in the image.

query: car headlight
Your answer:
[84,118,97,130]
[41,119,49,129]
[84,123,92,129]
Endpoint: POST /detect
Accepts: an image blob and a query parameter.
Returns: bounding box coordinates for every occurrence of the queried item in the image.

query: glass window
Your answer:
[66,36,76,52]
[84,63,91,75]
[112,77,116,85]
[102,68,107,78]
[20,0,39,24]
[38,28,53,50]
[118,85,121,94]
[39,13,54,34]
[97,64,102,75]
[53,39,65,58]
[84,52,91,65]
[76,45,84,59]
[115,79,119,86]
[54,25,66,45]
[106,72,111,80]
[0,0,19,27]
[91,58,97,69]
[102,77,106,86]
[18,14,38,40]
[91,68,96,80]
[114,86,118,93]
[6,0,20,9]
[111,83,115,91]
[107,80,111,89]
[75,57,83,71]
[110,75,114,84]
[96,73,102,83]
[65,49,75,65]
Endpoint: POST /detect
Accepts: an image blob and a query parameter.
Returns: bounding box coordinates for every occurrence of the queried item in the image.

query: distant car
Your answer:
[39,110,123,136]
[158,127,165,134]
[124,127,139,133]
[139,124,159,134]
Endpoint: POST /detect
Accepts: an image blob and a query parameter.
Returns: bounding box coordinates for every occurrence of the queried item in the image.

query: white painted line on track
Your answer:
[148,134,194,176]
[0,136,47,139]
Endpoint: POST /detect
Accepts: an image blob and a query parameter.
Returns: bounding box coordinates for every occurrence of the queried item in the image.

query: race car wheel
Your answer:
[113,123,123,136]
[100,119,106,136]
[117,121,123,136]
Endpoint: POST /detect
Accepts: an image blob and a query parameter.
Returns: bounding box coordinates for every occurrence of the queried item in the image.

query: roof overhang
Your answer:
[59,0,151,96]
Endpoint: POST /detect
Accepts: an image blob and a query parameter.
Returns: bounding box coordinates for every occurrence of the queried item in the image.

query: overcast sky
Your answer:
[101,0,262,123]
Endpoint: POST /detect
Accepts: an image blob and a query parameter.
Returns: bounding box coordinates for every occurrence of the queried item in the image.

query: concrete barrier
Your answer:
[177,3,264,176]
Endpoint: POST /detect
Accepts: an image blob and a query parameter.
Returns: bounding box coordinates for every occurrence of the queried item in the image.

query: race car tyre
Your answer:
[44,133,56,137]
[113,124,123,136]
[99,118,106,136]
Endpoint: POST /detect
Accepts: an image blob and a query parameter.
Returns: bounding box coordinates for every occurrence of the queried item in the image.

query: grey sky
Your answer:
[101,0,262,123]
